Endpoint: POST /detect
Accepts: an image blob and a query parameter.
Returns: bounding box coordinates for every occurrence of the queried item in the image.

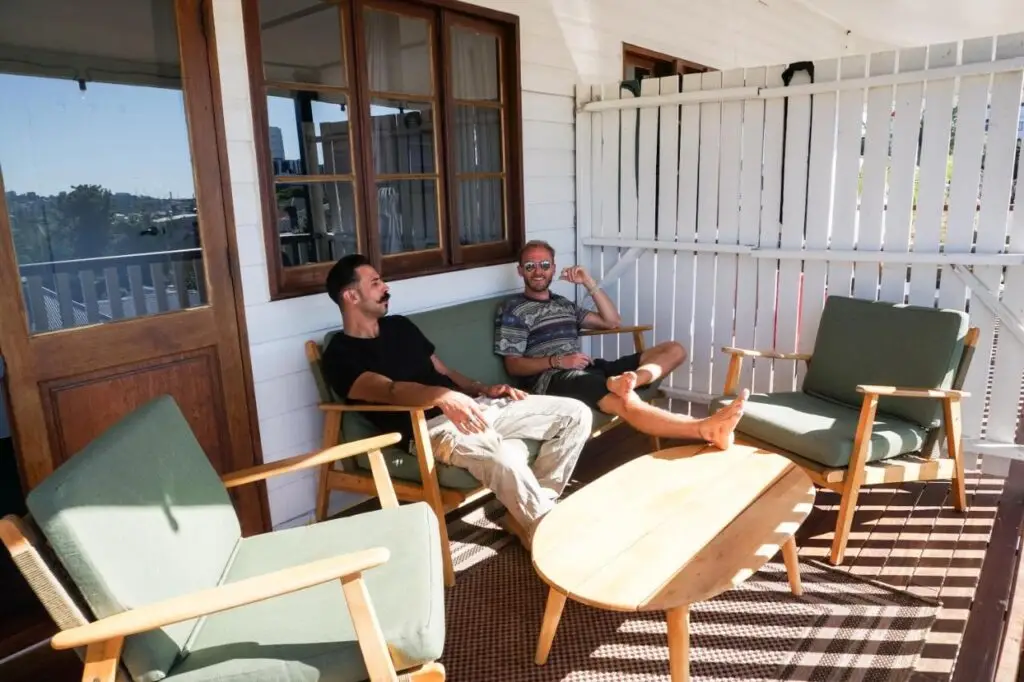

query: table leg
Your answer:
[666,604,690,682]
[535,588,567,665]
[782,536,803,596]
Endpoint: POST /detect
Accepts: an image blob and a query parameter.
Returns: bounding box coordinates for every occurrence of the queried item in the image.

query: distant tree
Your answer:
[56,184,113,259]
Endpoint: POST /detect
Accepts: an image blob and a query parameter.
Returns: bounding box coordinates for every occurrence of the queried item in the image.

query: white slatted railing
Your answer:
[575,32,1024,474]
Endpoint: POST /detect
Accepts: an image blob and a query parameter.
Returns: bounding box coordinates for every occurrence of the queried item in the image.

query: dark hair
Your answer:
[519,239,555,263]
[325,253,372,304]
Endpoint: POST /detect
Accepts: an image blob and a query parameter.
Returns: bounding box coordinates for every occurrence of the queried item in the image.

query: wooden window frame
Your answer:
[243,0,525,299]
[623,43,712,80]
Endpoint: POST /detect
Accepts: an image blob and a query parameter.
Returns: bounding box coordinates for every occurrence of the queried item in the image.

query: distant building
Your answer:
[269,126,285,161]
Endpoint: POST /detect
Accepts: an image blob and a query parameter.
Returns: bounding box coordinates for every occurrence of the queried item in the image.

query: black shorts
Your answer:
[546,352,643,409]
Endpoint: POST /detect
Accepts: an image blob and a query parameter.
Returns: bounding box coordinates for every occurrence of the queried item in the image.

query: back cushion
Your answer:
[26,396,241,682]
[802,296,968,428]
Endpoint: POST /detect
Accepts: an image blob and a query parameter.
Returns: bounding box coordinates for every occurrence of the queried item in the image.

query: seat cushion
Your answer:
[710,392,927,469]
[168,502,444,682]
[26,396,241,682]
[802,295,968,429]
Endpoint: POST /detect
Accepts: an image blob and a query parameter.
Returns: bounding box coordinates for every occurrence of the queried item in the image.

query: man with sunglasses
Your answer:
[320,254,593,550]
[495,240,748,450]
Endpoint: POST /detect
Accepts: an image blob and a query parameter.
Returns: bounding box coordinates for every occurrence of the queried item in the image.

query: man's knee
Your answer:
[661,341,687,367]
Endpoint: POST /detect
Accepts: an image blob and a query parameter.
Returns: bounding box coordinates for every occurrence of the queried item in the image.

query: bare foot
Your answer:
[606,371,644,408]
[698,389,749,450]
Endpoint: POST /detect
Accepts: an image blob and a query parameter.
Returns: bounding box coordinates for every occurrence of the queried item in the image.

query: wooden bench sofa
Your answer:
[306,295,663,585]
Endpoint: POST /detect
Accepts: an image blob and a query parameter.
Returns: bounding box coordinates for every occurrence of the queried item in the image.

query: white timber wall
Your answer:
[209,0,891,529]
[577,33,1024,477]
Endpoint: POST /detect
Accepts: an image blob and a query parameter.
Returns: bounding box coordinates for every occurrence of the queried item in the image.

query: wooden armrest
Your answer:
[51,548,389,649]
[857,385,970,400]
[580,325,653,337]
[721,346,812,361]
[221,432,403,488]
[319,403,432,413]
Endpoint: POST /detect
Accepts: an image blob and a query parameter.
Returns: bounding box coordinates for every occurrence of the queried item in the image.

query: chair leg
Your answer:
[831,393,878,565]
[651,435,663,452]
[402,662,445,681]
[944,397,968,513]
[410,412,456,587]
[831,478,863,565]
[315,411,343,522]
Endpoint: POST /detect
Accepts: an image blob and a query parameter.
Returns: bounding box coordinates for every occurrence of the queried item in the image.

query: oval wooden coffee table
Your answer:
[531,442,815,681]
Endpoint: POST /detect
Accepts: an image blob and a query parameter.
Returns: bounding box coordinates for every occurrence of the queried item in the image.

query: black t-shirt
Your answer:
[320,315,461,447]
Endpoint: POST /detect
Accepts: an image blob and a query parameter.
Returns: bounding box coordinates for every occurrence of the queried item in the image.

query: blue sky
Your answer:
[0,74,197,198]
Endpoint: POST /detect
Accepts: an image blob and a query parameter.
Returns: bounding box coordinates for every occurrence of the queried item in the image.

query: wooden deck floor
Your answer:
[572,424,1024,682]
[3,421,1023,681]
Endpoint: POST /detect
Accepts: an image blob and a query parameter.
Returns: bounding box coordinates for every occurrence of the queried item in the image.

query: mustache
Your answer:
[379,292,391,303]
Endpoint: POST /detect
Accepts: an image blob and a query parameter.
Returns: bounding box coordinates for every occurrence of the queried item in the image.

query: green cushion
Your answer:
[710,392,927,469]
[167,502,444,682]
[25,395,241,682]
[802,296,968,429]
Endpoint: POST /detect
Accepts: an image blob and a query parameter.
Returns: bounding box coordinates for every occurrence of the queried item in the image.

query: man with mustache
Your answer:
[320,254,593,550]
[495,240,748,450]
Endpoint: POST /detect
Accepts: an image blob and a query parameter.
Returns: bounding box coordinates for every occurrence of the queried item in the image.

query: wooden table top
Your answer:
[531,443,815,612]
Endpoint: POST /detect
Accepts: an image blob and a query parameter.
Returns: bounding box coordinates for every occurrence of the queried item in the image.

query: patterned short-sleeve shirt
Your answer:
[494,293,591,393]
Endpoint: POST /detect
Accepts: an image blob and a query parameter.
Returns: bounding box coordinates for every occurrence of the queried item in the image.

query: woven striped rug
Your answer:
[441,499,941,682]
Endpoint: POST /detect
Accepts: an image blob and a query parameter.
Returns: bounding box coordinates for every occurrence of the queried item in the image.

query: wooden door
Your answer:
[0,0,268,535]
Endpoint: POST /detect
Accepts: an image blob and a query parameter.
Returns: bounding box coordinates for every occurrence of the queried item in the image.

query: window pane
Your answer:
[266,90,354,177]
[377,180,439,254]
[363,8,432,96]
[274,182,359,266]
[450,26,499,101]
[260,0,347,87]
[454,106,502,174]
[0,0,207,334]
[458,179,504,245]
[370,100,436,175]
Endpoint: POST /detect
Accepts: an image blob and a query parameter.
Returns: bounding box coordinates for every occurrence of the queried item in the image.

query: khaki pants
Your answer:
[428,395,593,535]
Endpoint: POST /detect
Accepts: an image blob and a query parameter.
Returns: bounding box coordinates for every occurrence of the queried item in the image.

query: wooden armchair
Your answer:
[1,396,445,682]
[711,296,978,565]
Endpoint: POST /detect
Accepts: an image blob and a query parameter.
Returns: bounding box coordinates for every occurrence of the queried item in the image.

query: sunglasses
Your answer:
[522,260,552,272]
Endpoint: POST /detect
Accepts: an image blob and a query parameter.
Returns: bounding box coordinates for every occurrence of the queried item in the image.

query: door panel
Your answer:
[41,348,228,467]
[0,0,268,535]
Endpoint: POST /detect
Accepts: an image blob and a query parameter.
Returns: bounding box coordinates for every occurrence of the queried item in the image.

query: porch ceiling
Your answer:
[788,0,1024,50]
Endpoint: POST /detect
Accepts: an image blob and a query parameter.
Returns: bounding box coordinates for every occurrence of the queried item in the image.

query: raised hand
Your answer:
[559,265,594,287]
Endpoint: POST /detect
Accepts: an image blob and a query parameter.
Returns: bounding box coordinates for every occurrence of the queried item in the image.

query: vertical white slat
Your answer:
[127,265,147,317]
[79,270,102,323]
[753,65,786,394]
[944,37,996,442]
[618,85,640,342]
[25,277,49,332]
[990,104,1024,451]
[55,272,75,329]
[104,267,125,319]
[736,67,766,392]
[798,59,840,386]
[172,260,190,309]
[828,56,868,303]
[978,34,1024,454]
[854,51,897,302]
[150,262,169,312]
[575,83,595,358]
[907,42,958,307]
[655,74,681,390]
[776,65,813,391]
[692,70,723,397]
[672,72,703,396]
[879,47,928,303]
[636,77,660,340]
[600,82,623,361]
[710,68,745,395]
